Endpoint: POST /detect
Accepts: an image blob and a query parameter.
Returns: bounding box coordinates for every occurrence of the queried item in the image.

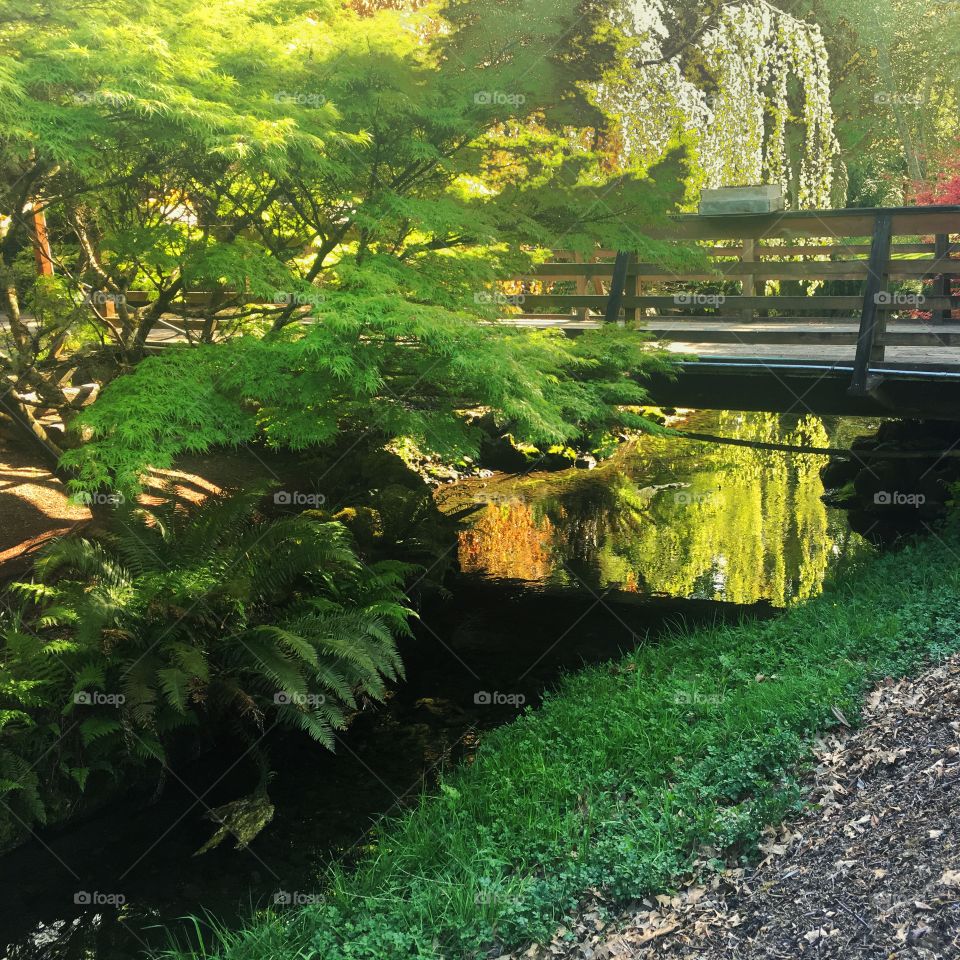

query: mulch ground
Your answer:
[518,657,960,960]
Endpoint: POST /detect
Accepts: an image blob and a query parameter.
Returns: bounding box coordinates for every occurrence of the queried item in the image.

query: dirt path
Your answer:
[523,657,960,960]
[0,432,89,576]
[0,427,299,580]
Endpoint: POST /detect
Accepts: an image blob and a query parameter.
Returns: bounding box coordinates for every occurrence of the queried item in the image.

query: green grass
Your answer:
[163,531,960,960]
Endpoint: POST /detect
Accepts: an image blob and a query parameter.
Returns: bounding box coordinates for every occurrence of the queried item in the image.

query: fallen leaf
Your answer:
[635,921,679,944]
[831,706,851,727]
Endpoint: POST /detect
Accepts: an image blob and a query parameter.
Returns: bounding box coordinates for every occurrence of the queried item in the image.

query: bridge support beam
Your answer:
[604,252,632,325]
[849,212,893,396]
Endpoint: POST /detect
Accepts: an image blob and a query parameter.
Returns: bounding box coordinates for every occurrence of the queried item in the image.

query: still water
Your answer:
[440,409,870,604]
[1,410,874,959]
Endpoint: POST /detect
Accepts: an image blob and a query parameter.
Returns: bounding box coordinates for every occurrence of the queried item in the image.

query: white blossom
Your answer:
[603,0,842,209]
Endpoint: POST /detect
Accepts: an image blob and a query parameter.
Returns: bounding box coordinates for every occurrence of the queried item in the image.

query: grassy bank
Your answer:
[167,532,960,960]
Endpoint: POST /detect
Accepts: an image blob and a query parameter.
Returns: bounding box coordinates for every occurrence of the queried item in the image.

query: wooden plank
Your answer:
[756,242,939,256]
[850,213,893,394]
[632,260,643,325]
[497,318,601,329]
[126,291,253,307]
[502,313,584,320]
[691,262,869,280]
[935,234,953,323]
[604,251,632,324]
[646,206,960,241]
[520,294,865,310]
[878,330,960,346]
[149,318,211,332]
[644,328,861,345]
[877,295,956,311]
[526,258,958,285]
[741,238,756,323]
[523,265,612,279]
[706,246,745,257]
[640,313,872,327]
[883,257,960,277]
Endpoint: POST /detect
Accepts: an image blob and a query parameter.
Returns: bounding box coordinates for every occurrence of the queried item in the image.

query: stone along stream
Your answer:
[1,411,875,960]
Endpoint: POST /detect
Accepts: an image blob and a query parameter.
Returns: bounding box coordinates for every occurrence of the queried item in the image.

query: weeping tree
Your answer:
[602,0,842,209]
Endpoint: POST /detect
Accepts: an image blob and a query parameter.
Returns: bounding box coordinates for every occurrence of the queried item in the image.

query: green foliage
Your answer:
[160,532,960,959]
[63,316,678,497]
[801,0,960,202]
[1,0,691,475]
[0,492,415,847]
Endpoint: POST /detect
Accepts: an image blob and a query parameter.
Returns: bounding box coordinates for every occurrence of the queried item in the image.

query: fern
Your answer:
[0,489,416,844]
[79,717,123,747]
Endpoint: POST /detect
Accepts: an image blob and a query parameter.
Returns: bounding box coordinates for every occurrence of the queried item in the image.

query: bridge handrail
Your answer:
[647,204,960,241]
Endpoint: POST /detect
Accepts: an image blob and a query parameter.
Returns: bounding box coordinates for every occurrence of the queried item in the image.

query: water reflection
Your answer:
[449,411,868,605]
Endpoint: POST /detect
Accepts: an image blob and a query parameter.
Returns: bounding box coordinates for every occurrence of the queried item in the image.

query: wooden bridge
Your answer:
[501,205,960,417]
[52,205,960,418]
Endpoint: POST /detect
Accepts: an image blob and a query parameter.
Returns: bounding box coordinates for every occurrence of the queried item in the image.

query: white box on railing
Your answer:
[699,185,785,216]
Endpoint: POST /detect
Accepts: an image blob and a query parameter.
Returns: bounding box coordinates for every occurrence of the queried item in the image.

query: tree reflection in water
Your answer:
[455,412,864,606]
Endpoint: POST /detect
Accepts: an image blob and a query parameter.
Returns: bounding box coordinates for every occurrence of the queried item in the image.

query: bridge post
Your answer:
[573,251,588,321]
[633,270,643,325]
[604,251,632,325]
[740,238,756,323]
[935,234,953,324]
[849,212,893,396]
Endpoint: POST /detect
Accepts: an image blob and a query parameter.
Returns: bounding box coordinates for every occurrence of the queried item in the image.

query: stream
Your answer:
[1,410,877,960]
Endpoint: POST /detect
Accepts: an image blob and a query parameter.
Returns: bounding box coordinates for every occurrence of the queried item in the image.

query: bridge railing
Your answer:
[502,205,960,392]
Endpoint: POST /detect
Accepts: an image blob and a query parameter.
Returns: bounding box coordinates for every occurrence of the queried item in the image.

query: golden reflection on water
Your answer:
[459,501,555,582]
[453,412,865,606]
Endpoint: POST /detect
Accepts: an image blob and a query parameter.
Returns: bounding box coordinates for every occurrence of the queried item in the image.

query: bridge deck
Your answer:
[499,318,960,367]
